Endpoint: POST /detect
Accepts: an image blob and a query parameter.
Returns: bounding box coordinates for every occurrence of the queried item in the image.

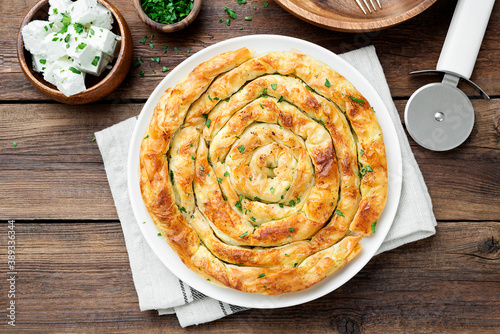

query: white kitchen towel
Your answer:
[95,45,437,328]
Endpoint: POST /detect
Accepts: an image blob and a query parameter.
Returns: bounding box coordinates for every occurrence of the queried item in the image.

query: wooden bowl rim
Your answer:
[17,0,133,104]
[132,0,202,33]
[274,0,438,32]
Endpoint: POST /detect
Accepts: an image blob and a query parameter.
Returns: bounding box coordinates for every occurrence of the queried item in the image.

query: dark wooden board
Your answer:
[2,0,500,101]
[0,221,498,333]
[1,100,498,221]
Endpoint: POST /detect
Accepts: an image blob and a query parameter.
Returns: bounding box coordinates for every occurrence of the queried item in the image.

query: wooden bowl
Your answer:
[133,0,202,33]
[274,0,437,32]
[17,0,133,105]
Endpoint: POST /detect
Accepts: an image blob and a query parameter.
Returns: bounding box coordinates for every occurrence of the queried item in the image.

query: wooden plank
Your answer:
[0,220,498,333]
[2,0,500,101]
[0,100,499,221]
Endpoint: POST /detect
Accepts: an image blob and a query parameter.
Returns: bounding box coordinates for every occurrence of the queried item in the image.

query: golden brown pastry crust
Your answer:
[139,48,387,295]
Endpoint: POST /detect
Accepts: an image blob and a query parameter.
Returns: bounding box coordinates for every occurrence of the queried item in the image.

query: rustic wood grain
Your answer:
[274,0,437,32]
[0,221,498,333]
[2,0,499,101]
[0,100,498,221]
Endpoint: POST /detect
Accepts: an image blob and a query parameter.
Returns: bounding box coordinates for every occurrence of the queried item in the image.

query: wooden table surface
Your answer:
[1,0,499,332]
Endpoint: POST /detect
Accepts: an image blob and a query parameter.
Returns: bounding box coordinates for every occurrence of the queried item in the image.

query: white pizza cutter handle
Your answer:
[436,0,495,80]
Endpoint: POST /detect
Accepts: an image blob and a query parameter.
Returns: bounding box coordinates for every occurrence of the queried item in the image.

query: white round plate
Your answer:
[128,35,402,309]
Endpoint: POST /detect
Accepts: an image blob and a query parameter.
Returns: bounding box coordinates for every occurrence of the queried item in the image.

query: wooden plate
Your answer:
[274,0,437,32]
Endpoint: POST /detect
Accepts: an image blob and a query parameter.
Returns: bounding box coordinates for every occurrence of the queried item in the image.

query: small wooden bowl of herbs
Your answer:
[133,0,202,33]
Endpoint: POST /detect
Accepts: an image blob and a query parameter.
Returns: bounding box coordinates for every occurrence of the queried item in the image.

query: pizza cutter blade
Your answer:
[404,0,494,151]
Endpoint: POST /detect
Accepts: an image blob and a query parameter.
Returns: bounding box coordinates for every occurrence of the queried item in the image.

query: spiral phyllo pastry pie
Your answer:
[140,48,388,295]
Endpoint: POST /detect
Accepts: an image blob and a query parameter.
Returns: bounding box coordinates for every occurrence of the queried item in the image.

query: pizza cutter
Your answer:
[404,0,494,151]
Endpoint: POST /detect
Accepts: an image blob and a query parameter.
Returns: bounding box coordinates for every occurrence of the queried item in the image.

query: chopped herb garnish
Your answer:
[325,78,331,88]
[371,221,377,234]
[279,203,284,208]
[64,34,71,43]
[53,8,58,14]
[336,209,344,217]
[52,37,59,41]
[13,142,17,147]
[199,166,204,171]
[330,202,334,206]
[206,119,211,128]
[139,36,147,43]
[180,207,187,213]
[347,94,365,107]
[44,25,48,31]
[294,263,298,268]
[224,7,237,19]
[285,254,290,257]
[133,58,142,68]
[224,171,230,177]
[245,16,252,21]
[264,2,269,7]
[258,273,265,278]
[238,145,245,153]
[91,56,100,67]
[277,96,283,103]
[235,194,243,212]
[360,149,364,156]
[250,216,256,222]
[90,28,95,35]
[219,18,223,23]
[289,200,296,206]
[39,59,47,64]
[271,83,277,90]
[237,0,246,4]
[162,66,170,72]
[157,232,161,236]
[69,67,81,74]
[226,18,231,26]
[141,0,194,24]
[217,177,223,183]
[144,134,149,139]
[76,42,87,50]
[262,88,267,97]
[288,227,294,232]
[270,187,275,194]
[74,23,84,34]
[149,41,154,49]
[136,70,145,78]
[191,156,196,160]
[259,103,264,109]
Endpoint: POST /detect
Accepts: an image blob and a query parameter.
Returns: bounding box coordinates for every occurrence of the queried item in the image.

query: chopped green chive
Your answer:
[288,227,294,232]
[140,36,147,43]
[264,2,269,7]
[371,221,377,233]
[217,177,223,183]
[191,156,196,160]
[162,66,170,72]
[347,94,365,107]
[258,273,265,278]
[157,232,161,236]
[325,78,331,88]
[224,7,237,19]
[360,149,365,156]
[245,16,252,21]
[69,67,81,74]
[336,209,344,217]
[39,59,47,64]
[238,145,245,153]
[270,187,275,194]
[179,207,187,213]
[224,171,230,177]
[271,83,277,90]
[206,119,211,128]
[250,216,256,222]
[277,96,283,103]
[91,56,100,67]
[76,42,87,50]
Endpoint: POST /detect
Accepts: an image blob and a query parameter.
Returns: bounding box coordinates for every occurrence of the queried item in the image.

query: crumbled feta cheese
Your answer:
[71,43,106,76]
[22,20,54,55]
[91,5,114,31]
[32,54,50,73]
[22,0,121,96]
[54,59,86,96]
[87,26,118,55]
[42,32,68,61]
[48,0,73,27]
